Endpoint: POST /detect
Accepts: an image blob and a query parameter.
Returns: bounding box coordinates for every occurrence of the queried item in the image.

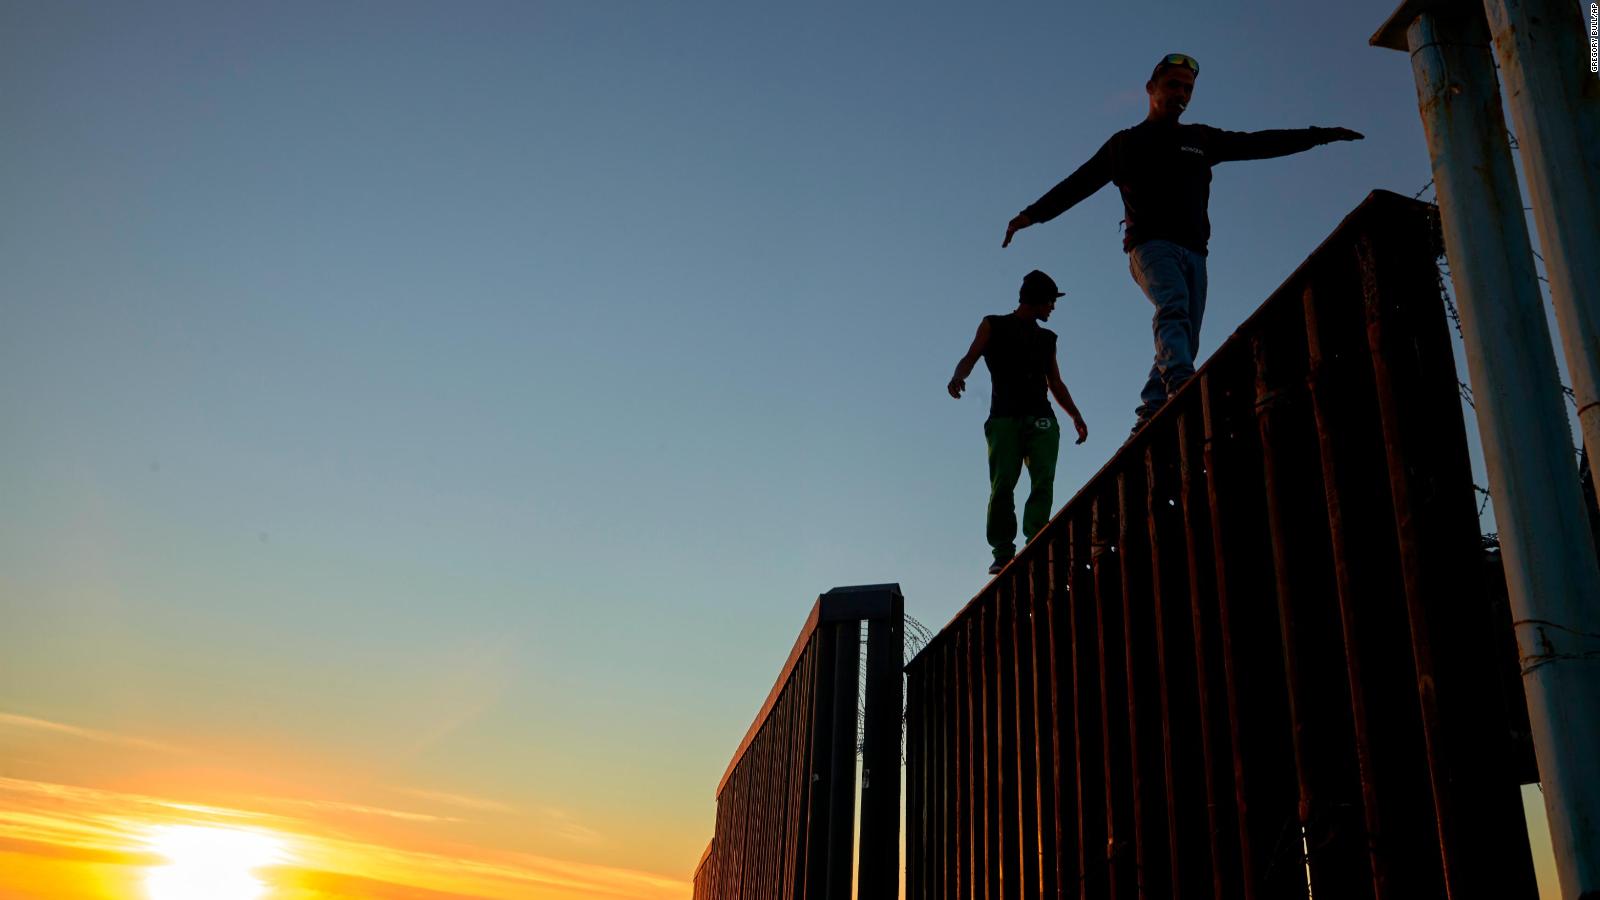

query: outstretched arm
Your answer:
[948,319,992,399]
[1004,137,1116,247]
[1048,357,1088,444]
[1209,125,1363,163]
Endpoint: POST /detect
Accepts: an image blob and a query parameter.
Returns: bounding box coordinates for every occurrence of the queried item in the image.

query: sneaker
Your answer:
[1129,403,1158,435]
[1125,415,1152,446]
[988,558,1010,575]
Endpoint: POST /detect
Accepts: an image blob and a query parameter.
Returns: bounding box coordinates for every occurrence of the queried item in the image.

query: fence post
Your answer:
[857,586,905,899]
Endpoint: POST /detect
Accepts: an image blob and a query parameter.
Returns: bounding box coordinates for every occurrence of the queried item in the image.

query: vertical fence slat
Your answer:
[824,622,860,900]
[935,638,949,900]
[1012,564,1043,900]
[913,656,929,900]
[982,602,1003,900]
[791,645,816,900]
[965,615,982,900]
[1092,491,1137,899]
[1120,463,1174,900]
[1066,513,1106,899]
[1028,552,1059,900]
[860,608,904,899]
[1201,362,1304,900]
[804,622,838,900]
[994,581,1021,900]
[1177,404,1244,900]
[1147,422,1214,900]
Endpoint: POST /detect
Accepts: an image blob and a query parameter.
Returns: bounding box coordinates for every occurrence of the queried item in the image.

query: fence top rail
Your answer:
[907,189,1438,670]
[715,583,903,798]
[695,840,713,879]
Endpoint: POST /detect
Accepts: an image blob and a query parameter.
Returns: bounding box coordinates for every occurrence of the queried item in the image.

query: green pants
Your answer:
[985,415,1060,562]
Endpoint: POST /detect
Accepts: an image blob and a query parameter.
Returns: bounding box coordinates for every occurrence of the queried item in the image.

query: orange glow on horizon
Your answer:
[0,775,693,900]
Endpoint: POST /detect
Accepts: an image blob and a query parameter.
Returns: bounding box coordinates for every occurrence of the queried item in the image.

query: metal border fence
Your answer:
[905,191,1539,900]
[696,584,904,900]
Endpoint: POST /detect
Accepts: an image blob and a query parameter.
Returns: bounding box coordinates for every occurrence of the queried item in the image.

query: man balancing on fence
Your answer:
[949,269,1089,575]
[1002,52,1363,436]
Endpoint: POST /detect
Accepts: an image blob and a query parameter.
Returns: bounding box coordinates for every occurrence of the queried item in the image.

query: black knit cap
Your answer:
[1020,269,1065,302]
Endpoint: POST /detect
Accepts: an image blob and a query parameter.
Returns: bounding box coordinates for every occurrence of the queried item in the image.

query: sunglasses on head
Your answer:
[1159,53,1199,75]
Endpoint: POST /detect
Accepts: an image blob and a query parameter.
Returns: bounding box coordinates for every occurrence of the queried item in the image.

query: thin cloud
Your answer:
[551,822,605,846]
[388,787,515,815]
[156,801,284,824]
[258,796,464,825]
[0,712,179,753]
[540,808,605,847]
[0,777,295,851]
[0,835,161,868]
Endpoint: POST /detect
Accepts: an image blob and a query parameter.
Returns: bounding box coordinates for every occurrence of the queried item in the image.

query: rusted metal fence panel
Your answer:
[695,584,904,900]
[905,192,1540,900]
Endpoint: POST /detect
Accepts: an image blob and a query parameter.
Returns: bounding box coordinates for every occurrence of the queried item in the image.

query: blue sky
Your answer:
[0,1,1571,893]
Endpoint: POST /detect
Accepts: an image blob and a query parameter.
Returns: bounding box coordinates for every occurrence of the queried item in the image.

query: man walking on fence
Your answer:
[949,269,1089,575]
[1001,52,1363,435]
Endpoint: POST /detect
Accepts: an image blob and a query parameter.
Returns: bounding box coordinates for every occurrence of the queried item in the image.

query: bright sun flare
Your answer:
[143,824,287,900]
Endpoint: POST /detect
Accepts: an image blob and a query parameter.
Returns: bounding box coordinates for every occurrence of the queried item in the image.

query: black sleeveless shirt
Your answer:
[981,313,1056,418]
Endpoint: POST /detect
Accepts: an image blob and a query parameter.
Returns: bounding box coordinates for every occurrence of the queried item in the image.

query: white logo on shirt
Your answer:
[1181,146,1204,155]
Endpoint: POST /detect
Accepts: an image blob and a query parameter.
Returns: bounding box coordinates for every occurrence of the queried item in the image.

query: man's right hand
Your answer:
[947,377,965,399]
[1002,213,1032,248]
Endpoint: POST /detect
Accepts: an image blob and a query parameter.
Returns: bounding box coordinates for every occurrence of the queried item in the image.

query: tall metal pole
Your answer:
[857,596,904,900]
[1373,4,1600,897]
[1482,0,1600,509]
[825,621,861,900]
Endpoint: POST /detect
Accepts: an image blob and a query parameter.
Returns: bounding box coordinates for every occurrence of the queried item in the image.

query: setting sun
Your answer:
[142,825,287,900]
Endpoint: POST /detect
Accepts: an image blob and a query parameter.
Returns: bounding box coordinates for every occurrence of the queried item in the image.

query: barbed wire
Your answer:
[1414,143,1589,546]
[863,612,934,764]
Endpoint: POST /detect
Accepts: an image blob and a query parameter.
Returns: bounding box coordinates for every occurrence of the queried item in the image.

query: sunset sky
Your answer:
[1,1,1575,897]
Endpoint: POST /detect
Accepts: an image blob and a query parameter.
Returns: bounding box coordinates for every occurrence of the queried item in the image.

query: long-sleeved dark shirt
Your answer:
[1021,121,1336,255]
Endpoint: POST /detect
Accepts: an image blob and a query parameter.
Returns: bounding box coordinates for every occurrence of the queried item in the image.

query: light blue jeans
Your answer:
[1128,239,1208,420]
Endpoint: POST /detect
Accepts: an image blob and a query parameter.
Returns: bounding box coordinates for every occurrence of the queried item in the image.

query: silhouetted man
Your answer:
[1002,52,1363,434]
[949,270,1088,575]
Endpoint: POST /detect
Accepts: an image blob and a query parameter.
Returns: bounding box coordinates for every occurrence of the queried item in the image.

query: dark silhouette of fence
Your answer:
[904,191,1539,900]
[694,585,903,900]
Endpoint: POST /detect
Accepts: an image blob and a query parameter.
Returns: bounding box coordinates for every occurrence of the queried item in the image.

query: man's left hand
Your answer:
[1002,213,1032,248]
[1072,417,1088,445]
[1323,127,1364,142]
